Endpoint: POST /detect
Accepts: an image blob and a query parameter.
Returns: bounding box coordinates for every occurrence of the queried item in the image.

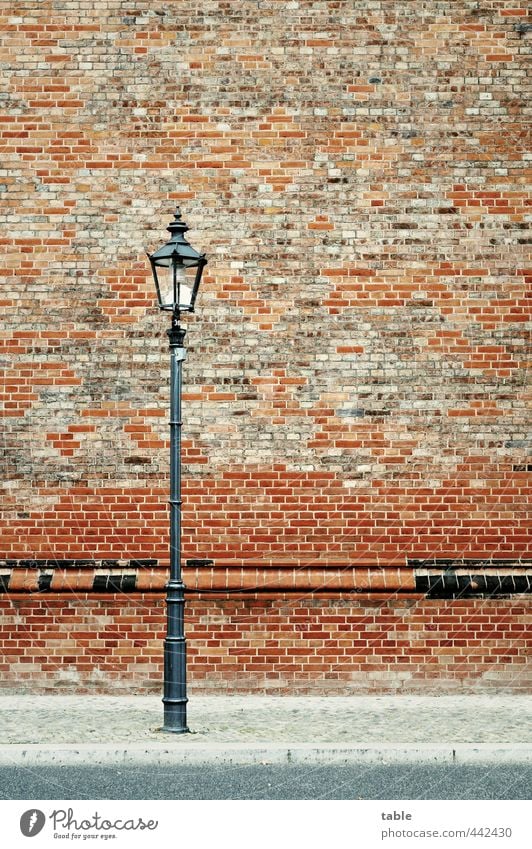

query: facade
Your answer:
[1,0,530,693]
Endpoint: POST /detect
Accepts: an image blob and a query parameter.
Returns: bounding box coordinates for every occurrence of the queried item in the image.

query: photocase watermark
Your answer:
[20,809,46,837]
[19,807,159,840]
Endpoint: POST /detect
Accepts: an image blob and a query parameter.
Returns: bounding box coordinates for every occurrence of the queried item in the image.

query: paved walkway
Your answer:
[0,695,530,765]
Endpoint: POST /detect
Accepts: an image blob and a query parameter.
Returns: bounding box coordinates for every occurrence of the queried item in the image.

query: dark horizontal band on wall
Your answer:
[2,558,528,570]
[0,559,158,570]
[415,573,532,598]
[0,560,531,596]
[408,559,531,570]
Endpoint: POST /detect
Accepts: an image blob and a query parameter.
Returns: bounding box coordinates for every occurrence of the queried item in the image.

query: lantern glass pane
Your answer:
[159,263,194,311]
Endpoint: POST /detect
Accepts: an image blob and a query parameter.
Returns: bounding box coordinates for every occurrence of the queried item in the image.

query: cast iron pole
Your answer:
[162,319,188,733]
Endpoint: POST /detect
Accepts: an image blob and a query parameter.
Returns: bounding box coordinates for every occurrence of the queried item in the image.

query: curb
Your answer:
[1,743,531,767]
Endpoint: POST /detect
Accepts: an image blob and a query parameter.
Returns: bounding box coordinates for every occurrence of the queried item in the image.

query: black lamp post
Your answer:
[147,209,207,733]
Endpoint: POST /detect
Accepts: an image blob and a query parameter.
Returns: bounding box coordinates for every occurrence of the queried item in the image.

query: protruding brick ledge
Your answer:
[0,561,415,594]
[0,559,531,596]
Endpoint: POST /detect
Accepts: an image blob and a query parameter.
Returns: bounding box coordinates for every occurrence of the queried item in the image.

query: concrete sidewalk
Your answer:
[0,695,531,766]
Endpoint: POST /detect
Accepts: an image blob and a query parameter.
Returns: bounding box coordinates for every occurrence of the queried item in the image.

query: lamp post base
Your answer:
[161,728,189,735]
[162,608,189,733]
[161,707,189,734]
[162,688,189,733]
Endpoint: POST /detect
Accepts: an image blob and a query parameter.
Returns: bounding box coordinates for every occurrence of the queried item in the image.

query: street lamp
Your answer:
[147,209,207,733]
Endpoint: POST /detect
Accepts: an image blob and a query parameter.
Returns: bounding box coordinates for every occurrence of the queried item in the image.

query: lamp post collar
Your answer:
[167,324,186,347]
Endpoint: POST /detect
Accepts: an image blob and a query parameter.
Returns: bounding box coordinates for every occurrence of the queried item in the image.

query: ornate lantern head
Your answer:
[148,209,207,315]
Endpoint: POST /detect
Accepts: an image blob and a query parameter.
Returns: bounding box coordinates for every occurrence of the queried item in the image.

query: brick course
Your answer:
[1,1,530,692]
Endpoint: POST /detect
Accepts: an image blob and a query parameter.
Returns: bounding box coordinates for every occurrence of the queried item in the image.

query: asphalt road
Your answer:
[1,763,529,800]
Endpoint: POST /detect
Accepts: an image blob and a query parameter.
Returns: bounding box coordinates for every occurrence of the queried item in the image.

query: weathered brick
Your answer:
[0,0,530,692]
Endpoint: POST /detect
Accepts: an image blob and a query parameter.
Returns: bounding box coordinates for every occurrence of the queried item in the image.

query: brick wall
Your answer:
[0,594,529,694]
[1,1,530,692]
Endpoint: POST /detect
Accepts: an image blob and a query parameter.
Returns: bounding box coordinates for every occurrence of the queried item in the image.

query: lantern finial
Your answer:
[167,209,189,238]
